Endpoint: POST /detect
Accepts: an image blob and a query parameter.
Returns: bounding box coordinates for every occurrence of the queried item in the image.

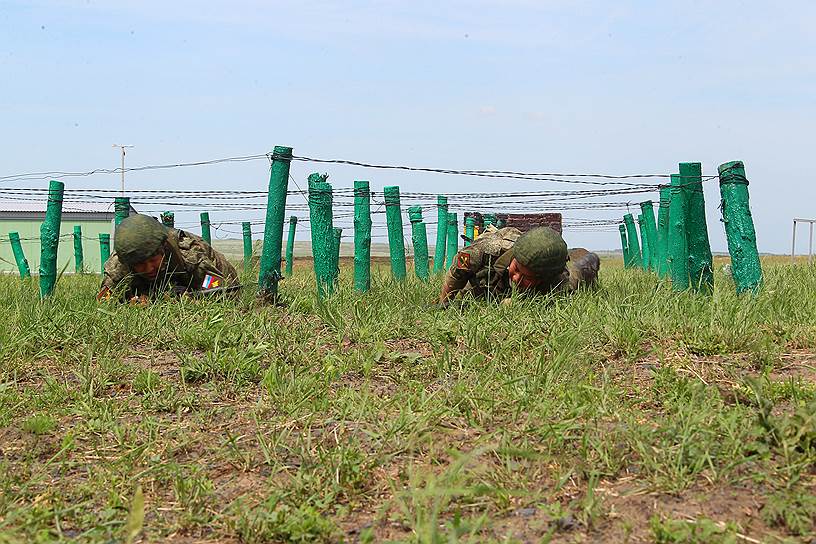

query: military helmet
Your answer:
[513,226,568,276]
[114,214,169,266]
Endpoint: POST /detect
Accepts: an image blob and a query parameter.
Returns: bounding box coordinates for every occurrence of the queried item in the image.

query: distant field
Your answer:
[1,257,815,542]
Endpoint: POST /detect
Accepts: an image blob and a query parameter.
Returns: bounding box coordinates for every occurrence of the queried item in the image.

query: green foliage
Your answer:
[21,414,57,435]
[0,262,815,541]
[229,494,338,543]
[650,516,739,543]
[762,487,816,536]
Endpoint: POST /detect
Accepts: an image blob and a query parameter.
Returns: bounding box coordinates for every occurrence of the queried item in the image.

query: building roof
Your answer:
[0,199,138,220]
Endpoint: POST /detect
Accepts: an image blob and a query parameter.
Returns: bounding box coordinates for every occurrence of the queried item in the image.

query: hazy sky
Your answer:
[2,1,814,253]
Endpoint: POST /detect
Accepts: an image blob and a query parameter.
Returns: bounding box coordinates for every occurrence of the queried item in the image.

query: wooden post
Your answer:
[408,205,430,281]
[384,186,407,281]
[258,145,293,300]
[433,195,448,273]
[73,225,84,273]
[681,162,713,293]
[285,216,297,278]
[8,232,31,278]
[718,160,762,293]
[39,180,65,298]
[353,181,372,292]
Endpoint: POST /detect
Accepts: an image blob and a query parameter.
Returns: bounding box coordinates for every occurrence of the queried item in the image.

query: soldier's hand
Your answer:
[128,295,149,306]
[96,286,113,302]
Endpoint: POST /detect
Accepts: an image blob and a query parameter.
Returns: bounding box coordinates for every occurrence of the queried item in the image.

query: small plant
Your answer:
[650,515,739,543]
[22,414,57,435]
[762,487,816,536]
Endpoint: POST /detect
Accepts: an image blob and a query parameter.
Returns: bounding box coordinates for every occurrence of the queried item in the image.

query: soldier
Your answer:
[438,225,600,305]
[97,214,240,303]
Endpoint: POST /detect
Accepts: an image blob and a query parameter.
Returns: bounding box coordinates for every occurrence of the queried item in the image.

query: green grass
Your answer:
[1,259,815,542]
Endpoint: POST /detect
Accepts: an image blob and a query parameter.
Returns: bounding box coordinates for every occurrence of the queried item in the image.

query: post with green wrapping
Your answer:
[718,160,763,293]
[331,227,342,285]
[39,179,65,298]
[623,213,641,269]
[8,232,31,278]
[73,225,84,273]
[353,181,372,293]
[464,216,475,247]
[681,162,713,293]
[307,174,335,298]
[114,196,130,227]
[285,216,297,277]
[433,195,448,273]
[258,146,293,300]
[639,201,659,271]
[99,234,111,273]
[199,212,212,244]
[242,222,253,273]
[408,205,430,281]
[656,187,671,278]
[445,212,458,269]
[483,213,496,229]
[667,173,690,290]
[618,224,630,268]
[384,186,407,281]
[160,211,175,228]
[637,214,651,270]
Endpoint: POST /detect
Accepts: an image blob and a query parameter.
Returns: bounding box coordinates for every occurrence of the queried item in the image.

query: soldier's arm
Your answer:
[185,239,241,290]
[438,248,481,305]
[97,254,136,301]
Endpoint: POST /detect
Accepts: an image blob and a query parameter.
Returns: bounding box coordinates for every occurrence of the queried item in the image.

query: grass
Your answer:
[0,258,815,542]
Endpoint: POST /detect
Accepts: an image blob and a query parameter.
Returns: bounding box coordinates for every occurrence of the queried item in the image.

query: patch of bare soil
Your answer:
[771,350,816,383]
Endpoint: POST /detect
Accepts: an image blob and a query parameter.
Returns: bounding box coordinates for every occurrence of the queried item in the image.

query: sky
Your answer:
[1,0,815,253]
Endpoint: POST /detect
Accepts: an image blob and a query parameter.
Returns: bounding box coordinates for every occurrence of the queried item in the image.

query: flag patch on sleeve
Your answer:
[202,275,222,289]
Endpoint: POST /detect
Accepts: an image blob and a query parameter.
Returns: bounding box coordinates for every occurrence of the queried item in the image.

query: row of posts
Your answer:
[14,145,496,300]
[617,160,762,294]
[17,149,761,301]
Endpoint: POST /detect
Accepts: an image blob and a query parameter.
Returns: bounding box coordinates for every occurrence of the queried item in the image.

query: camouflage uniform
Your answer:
[101,228,239,300]
[442,226,600,300]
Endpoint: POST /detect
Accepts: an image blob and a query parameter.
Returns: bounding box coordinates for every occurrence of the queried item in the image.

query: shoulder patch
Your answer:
[456,252,471,270]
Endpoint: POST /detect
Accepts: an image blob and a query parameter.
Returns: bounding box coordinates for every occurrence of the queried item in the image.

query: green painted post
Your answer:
[199,212,212,244]
[114,196,130,227]
[160,211,175,228]
[285,216,297,278]
[73,225,84,273]
[39,180,65,298]
[242,222,253,272]
[637,214,651,270]
[8,232,31,278]
[258,146,293,299]
[408,205,430,281]
[99,234,111,273]
[445,212,458,270]
[681,162,713,293]
[384,186,407,281]
[483,213,496,228]
[433,195,448,273]
[307,174,335,298]
[667,173,690,290]
[353,181,372,293]
[618,224,630,268]
[464,216,475,247]
[639,200,659,271]
[718,161,763,294]
[331,227,342,285]
[656,187,671,278]
[623,213,641,269]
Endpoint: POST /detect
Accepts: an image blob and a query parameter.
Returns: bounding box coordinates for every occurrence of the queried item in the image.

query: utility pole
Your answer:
[112,144,134,195]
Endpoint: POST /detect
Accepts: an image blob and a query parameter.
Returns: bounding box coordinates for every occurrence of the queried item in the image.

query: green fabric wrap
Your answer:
[513,226,567,275]
[114,214,168,265]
